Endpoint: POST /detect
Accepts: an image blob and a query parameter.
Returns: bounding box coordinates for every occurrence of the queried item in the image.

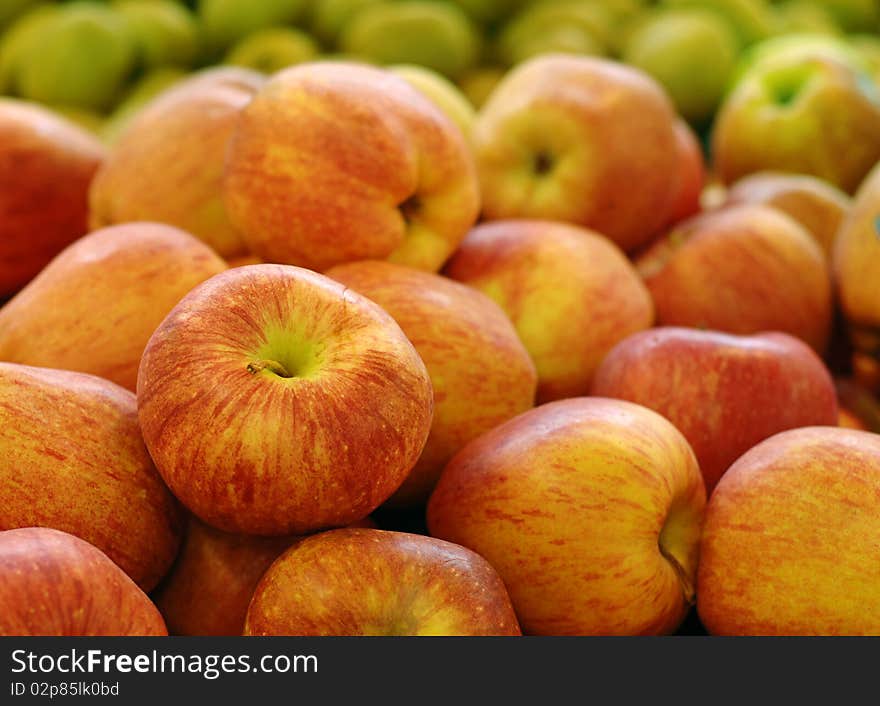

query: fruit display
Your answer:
[1,0,879,639]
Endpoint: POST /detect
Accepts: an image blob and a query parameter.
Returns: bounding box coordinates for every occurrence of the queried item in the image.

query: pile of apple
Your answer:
[2,0,880,145]
[2,19,880,637]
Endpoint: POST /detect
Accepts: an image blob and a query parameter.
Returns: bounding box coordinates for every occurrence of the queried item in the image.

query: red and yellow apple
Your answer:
[0,363,183,591]
[472,54,679,253]
[244,528,521,636]
[223,61,480,272]
[427,397,706,636]
[0,98,104,297]
[137,264,433,536]
[592,327,839,493]
[0,528,167,636]
[0,223,228,391]
[665,119,707,228]
[636,204,833,353]
[444,220,654,403]
[698,426,880,635]
[325,260,536,507]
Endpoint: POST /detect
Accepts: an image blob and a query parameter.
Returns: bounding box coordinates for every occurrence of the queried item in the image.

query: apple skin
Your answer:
[154,516,376,636]
[0,528,167,636]
[389,63,476,140]
[832,161,880,393]
[325,260,537,507]
[89,69,265,259]
[137,264,434,536]
[712,51,880,194]
[636,204,833,353]
[443,220,654,404]
[0,363,183,591]
[427,397,706,636]
[0,98,104,297]
[666,119,706,227]
[244,528,521,636]
[591,327,839,494]
[697,427,880,635]
[223,61,480,273]
[724,171,851,257]
[0,223,228,391]
[472,54,679,254]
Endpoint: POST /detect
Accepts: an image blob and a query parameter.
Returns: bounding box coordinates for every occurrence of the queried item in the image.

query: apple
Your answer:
[698,427,880,635]
[0,363,183,591]
[244,528,521,636]
[0,6,60,94]
[494,1,611,67]
[775,1,842,35]
[819,0,880,32]
[389,64,476,139]
[0,98,105,298]
[472,54,679,254]
[114,0,201,70]
[224,27,319,74]
[222,61,479,272]
[340,2,481,79]
[0,0,39,28]
[14,2,137,111]
[443,220,653,403]
[457,65,505,109]
[90,68,264,259]
[450,0,529,26]
[0,223,228,391]
[622,8,739,126]
[659,0,777,46]
[592,327,839,494]
[723,171,851,257]
[833,160,880,394]
[636,204,833,353]
[155,516,377,636]
[325,260,537,506]
[137,264,434,536]
[0,528,167,636]
[197,0,307,56]
[712,39,880,193]
[666,119,707,227]
[427,397,706,635]
[101,66,187,144]
[306,0,381,46]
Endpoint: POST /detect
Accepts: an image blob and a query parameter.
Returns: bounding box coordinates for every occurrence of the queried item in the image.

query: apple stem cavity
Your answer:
[399,194,421,224]
[659,542,696,606]
[247,359,294,379]
[532,151,555,176]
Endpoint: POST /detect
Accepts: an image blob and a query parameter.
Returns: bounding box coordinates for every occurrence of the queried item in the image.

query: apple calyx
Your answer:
[532,150,554,176]
[399,194,421,225]
[246,359,293,378]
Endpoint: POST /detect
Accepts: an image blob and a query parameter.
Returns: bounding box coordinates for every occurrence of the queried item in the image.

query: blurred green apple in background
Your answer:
[390,63,476,137]
[495,1,612,66]
[0,5,58,94]
[0,0,39,29]
[817,0,880,33]
[101,66,187,143]
[307,0,381,45]
[341,2,480,78]
[15,2,137,111]
[623,8,739,125]
[458,65,505,107]
[225,27,319,74]
[661,0,777,45]
[775,0,842,35]
[449,0,529,26]
[851,34,880,84]
[114,0,201,69]
[197,0,306,55]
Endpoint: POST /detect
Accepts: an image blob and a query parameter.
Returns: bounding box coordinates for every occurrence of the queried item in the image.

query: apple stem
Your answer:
[247,359,293,378]
[660,545,696,606]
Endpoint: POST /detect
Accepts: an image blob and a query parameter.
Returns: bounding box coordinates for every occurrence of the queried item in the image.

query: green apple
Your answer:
[818,0,880,33]
[114,0,201,69]
[390,64,476,138]
[852,34,880,84]
[775,1,842,35]
[224,28,319,74]
[495,1,611,67]
[0,0,39,28]
[340,2,481,78]
[713,35,880,192]
[49,105,106,136]
[623,9,739,125]
[197,0,307,55]
[15,2,138,111]
[307,0,381,45]
[660,0,777,46]
[101,66,187,144]
[449,0,529,26]
[0,6,61,94]
[457,65,505,108]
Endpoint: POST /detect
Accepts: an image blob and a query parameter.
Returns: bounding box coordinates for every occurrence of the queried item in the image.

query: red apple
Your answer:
[0,98,105,297]
[698,427,880,635]
[0,527,167,636]
[665,119,706,227]
[592,327,839,494]
[244,528,521,636]
[324,260,537,507]
[137,264,433,536]
[636,204,833,353]
[427,397,706,635]
[444,220,654,403]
